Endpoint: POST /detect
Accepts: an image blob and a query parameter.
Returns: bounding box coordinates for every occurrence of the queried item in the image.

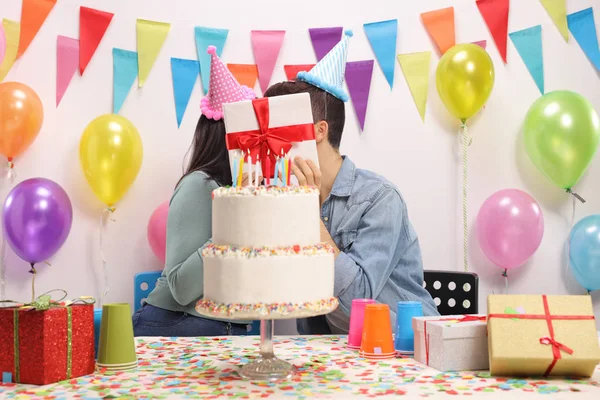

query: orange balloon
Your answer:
[0,82,44,160]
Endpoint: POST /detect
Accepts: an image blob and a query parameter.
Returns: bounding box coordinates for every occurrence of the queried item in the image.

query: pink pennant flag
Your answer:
[56,35,79,107]
[473,40,487,49]
[251,30,285,93]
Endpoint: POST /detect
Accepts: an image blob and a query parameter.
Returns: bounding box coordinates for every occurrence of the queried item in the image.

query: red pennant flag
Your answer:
[476,0,510,63]
[420,7,455,54]
[283,64,315,81]
[17,0,57,58]
[79,6,114,75]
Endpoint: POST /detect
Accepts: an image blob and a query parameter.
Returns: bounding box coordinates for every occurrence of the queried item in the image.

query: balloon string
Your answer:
[0,163,17,301]
[99,207,115,307]
[566,188,585,204]
[460,121,472,272]
[502,269,508,294]
[565,196,577,294]
[29,264,36,303]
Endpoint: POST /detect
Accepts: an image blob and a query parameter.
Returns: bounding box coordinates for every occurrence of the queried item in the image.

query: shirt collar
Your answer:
[329,156,355,197]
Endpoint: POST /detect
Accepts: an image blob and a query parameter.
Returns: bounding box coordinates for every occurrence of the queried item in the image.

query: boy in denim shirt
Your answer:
[264,80,439,334]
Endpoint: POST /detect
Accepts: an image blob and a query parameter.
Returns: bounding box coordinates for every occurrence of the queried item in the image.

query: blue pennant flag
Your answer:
[363,19,398,89]
[194,26,229,94]
[509,25,544,94]
[171,58,200,128]
[567,8,600,71]
[113,48,138,114]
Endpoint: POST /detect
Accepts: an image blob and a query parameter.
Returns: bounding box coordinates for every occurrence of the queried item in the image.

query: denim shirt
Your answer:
[297,156,439,334]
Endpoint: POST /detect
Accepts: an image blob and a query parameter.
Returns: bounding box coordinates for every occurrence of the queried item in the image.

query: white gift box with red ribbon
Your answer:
[413,315,489,372]
[222,93,319,185]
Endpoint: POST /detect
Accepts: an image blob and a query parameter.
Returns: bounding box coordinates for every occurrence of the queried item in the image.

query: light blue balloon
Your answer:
[569,215,600,292]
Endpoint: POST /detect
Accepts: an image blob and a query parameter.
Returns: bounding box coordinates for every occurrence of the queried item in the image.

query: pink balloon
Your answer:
[147,202,169,264]
[0,24,5,66]
[476,189,544,270]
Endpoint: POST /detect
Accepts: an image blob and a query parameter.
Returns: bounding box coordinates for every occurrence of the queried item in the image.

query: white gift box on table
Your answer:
[222,93,318,186]
[413,315,488,372]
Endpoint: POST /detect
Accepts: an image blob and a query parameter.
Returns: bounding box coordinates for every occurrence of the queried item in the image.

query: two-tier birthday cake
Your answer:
[196,185,338,319]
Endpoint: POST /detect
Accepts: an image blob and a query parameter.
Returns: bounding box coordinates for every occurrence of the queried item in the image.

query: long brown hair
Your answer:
[178,115,232,187]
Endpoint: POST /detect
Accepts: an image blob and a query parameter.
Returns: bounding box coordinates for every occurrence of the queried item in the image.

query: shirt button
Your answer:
[323,217,329,222]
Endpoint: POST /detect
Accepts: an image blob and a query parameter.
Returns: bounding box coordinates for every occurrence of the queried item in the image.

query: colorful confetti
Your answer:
[213,185,319,197]
[202,243,334,258]
[0,336,598,399]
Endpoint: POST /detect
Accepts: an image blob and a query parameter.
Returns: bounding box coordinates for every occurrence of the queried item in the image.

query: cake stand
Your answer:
[196,297,338,381]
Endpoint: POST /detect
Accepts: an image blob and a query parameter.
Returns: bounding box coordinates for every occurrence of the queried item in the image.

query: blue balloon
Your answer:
[569,215,600,292]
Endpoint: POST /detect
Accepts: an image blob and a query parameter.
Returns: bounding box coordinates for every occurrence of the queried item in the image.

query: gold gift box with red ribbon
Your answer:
[487,294,600,377]
[222,93,319,185]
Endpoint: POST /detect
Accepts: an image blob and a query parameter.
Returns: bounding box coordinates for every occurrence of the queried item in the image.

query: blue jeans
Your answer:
[132,304,250,337]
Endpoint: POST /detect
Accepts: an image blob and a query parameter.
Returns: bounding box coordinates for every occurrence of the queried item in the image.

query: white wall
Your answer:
[2,0,599,332]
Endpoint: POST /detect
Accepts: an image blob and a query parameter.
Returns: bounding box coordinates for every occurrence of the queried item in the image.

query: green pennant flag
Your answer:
[397,52,431,122]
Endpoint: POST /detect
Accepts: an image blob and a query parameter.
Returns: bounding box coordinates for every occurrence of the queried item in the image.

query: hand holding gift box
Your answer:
[223,93,318,187]
[488,294,600,377]
[413,314,488,371]
[0,290,95,385]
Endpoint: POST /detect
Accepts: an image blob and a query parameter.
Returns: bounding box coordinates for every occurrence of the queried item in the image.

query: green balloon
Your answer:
[524,91,600,189]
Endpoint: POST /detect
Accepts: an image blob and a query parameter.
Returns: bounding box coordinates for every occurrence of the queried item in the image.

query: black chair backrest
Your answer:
[423,270,479,315]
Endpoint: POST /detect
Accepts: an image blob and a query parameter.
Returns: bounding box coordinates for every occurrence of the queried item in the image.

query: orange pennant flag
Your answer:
[421,7,455,55]
[227,64,258,89]
[17,0,57,58]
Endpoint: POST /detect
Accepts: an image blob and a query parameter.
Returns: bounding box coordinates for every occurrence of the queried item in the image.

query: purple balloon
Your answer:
[3,178,73,265]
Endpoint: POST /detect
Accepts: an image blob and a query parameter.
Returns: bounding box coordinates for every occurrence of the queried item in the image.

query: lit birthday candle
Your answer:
[286,153,291,186]
[237,151,244,187]
[247,150,252,187]
[265,149,271,186]
[255,160,260,186]
[232,153,239,187]
[283,153,289,186]
[273,155,280,187]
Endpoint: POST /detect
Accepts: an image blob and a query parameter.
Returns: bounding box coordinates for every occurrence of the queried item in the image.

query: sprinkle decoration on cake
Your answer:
[212,186,319,197]
[202,243,334,258]
[196,297,339,317]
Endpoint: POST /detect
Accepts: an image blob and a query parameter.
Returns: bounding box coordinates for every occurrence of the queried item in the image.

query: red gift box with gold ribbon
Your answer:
[487,294,600,377]
[0,295,95,385]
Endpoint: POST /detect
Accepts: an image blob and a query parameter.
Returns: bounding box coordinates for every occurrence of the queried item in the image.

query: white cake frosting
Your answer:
[212,186,320,247]
[197,186,338,319]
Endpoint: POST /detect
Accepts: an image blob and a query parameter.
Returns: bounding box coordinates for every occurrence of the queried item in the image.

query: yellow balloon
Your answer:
[436,44,495,121]
[80,114,143,207]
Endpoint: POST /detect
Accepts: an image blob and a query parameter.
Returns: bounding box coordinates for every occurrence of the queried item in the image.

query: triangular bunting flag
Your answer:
[476,0,510,63]
[540,0,569,42]
[0,23,5,65]
[56,36,79,107]
[397,52,431,122]
[345,60,374,131]
[0,20,20,82]
[284,64,315,80]
[568,8,600,71]
[194,27,229,95]
[227,64,258,89]
[363,19,398,88]
[136,19,170,87]
[251,30,286,93]
[309,27,343,61]
[171,58,199,128]
[80,7,114,75]
[473,40,487,49]
[421,7,455,54]
[509,25,544,94]
[113,48,138,114]
[17,0,56,59]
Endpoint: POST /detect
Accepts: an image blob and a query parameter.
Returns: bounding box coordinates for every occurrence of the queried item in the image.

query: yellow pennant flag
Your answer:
[397,51,431,122]
[136,19,171,87]
[539,0,568,42]
[0,19,20,82]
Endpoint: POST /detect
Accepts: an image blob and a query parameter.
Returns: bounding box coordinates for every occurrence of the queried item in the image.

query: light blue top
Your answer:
[298,157,439,334]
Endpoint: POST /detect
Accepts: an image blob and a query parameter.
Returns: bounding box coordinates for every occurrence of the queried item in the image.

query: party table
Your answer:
[1,335,599,399]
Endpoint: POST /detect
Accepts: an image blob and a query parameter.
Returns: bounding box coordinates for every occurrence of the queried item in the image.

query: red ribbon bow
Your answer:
[488,295,594,377]
[423,315,487,366]
[225,98,315,178]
